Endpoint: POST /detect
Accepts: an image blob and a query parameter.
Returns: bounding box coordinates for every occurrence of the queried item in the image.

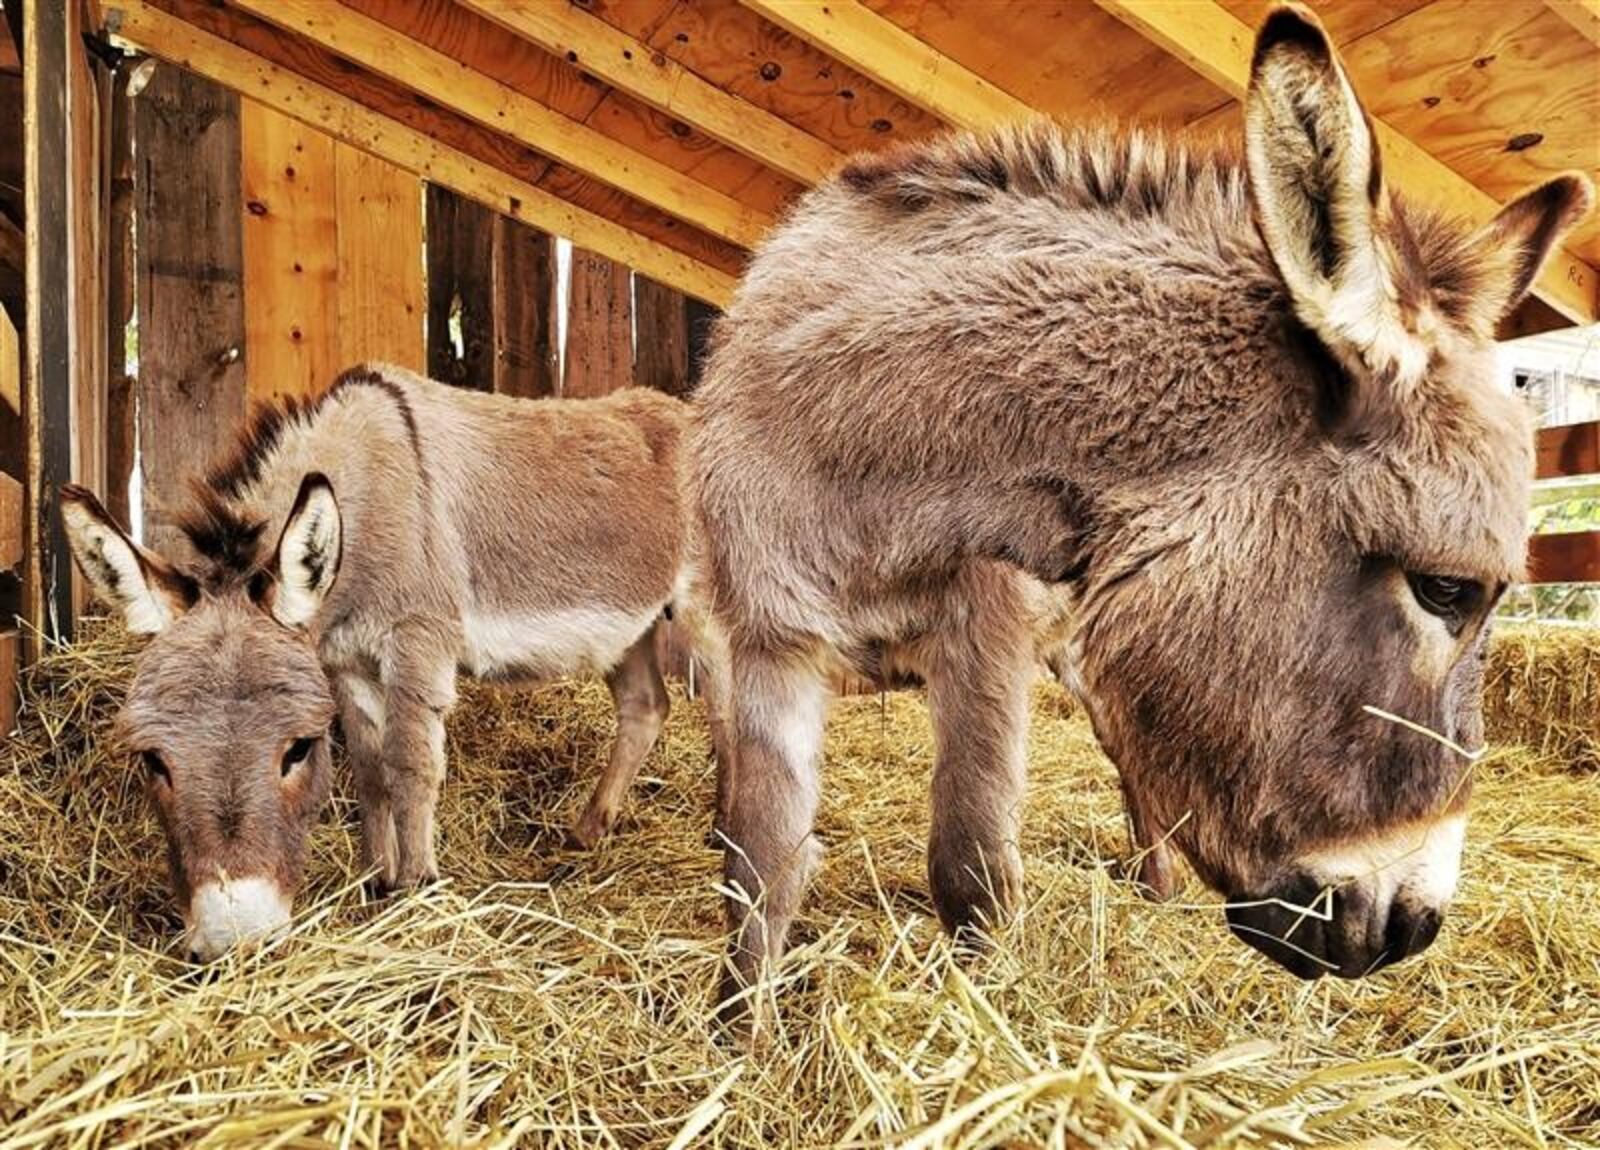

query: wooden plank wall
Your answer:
[134,65,247,558]
[242,102,423,402]
[0,11,21,729]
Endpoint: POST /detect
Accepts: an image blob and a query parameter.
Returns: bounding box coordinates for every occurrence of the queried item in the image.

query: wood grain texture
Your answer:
[425,183,496,391]
[119,0,737,303]
[240,0,773,248]
[0,627,15,735]
[462,0,843,184]
[241,100,338,402]
[1339,0,1600,266]
[1094,0,1598,323]
[1528,529,1600,583]
[133,64,246,558]
[633,274,689,398]
[105,64,135,528]
[742,0,1033,128]
[863,0,1228,127]
[1536,420,1600,480]
[1543,0,1600,48]
[564,248,632,399]
[1218,0,1431,43]
[22,0,77,639]
[628,0,944,154]
[70,13,106,533]
[335,143,425,371]
[0,469,19,571]
[492,214,557,399]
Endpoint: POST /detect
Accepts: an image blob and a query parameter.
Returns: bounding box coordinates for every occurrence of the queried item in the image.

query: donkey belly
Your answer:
[460,603,661,682]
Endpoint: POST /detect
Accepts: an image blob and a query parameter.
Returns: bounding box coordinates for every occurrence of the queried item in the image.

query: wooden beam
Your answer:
[1092,0,1599,325]
[456,0,841,186]
[106,1,737,306]
[235,0,771,250]
[740,0,1032,130]
[1544,0,1600,48]
[1528,530,1600,584]
[1537,421,1600,481]
[22,0,76,642]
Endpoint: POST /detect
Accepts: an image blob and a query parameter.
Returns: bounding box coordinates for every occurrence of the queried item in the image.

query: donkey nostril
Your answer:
[187,948,204,964]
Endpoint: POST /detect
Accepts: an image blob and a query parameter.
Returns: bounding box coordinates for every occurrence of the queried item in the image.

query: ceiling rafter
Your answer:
[1544,0,1600,49]
[105,0,737,305]
[739,0,1032,130]
[232,0,772,250]
[454,0,841,187]
[1093,0,1598,324]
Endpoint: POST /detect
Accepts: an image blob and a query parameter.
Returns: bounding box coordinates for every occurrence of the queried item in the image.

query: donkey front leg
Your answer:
[380,631,457,890]
[571,624,671,849]
[337,674,399,891]
[925,615,1032,935]
[718,650,828,1014]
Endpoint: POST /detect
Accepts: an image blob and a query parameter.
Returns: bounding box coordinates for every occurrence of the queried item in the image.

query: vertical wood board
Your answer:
[491,214,556,398]
[564,248,632,399]
[425,183,496,390]
[241,99,338,402]
[133,64,246,557]
[335,143,424,370]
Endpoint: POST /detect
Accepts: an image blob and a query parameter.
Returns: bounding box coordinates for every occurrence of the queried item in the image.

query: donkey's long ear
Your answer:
[267,473,342,630]
[1246,5,1424,389]
[60,485,197,634]
[1467,175,1595,325]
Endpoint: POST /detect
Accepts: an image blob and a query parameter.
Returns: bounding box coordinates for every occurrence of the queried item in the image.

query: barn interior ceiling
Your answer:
[92,0,1599,325]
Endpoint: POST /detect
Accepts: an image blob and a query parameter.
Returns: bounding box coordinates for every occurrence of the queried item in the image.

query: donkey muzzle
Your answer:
[1224,814,1465,980]
[186,876,293,963]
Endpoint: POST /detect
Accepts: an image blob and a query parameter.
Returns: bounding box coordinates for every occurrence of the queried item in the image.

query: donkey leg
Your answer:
[337,674,398,890]
[385,690,448,889]
[925,600,1032,935]
[571,624,671,849]
[719,649,828,1013]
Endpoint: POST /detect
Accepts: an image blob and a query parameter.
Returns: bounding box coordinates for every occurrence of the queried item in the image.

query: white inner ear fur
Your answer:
[273,483,342,629]
[61,500,178,635]
[1246,37,1429,391]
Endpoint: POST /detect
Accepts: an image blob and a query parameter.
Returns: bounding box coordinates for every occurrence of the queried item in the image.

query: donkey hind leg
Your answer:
[718,650,828,1015]
[925,604,1032,936]
[338,674,398,892]
[571,622,671,849]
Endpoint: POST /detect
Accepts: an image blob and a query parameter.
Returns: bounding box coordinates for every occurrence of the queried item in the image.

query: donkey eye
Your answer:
[281,737,316,776]
[1408,574,1479,619]
[141,750,171,786]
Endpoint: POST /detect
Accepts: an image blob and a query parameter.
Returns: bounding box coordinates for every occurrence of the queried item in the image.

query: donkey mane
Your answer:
[839,119,1502,334]
[179,366,422,580]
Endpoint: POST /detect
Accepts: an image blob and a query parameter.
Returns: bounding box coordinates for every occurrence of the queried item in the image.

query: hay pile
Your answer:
[2,623,1598,1148]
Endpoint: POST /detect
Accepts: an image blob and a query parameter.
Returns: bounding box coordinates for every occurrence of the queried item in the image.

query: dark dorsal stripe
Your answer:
[181,365,423,580]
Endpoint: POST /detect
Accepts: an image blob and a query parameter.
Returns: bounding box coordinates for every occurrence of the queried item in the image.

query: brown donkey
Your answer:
[62,365,699,960]
[692,3,1593,1003]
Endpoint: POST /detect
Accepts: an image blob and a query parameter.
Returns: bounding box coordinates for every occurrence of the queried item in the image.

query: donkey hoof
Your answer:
[567,809,614,851]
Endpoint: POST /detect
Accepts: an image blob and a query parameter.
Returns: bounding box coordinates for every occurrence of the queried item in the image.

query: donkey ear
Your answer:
[1246,5,1425,389]
[268,473,342,630]
[1468,174,1595,323]
[59,485,196,634]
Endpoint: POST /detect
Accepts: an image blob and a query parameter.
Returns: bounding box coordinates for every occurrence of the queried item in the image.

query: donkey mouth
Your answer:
[1224,873,1444,980]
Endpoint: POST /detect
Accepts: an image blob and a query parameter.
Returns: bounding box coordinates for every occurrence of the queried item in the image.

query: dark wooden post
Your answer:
[564,248,631,399]
[133,64,246,559]
[104,61,135,527]
[21,0,76,643]
[492,215,557,399]
[425,184,495,391]
[633,276,690,397]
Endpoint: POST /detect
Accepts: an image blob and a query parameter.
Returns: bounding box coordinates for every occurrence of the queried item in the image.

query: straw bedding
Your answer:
[1,622,1597,1148]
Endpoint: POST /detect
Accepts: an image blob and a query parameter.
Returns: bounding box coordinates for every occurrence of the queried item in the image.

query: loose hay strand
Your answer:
[0,621,1597,1147]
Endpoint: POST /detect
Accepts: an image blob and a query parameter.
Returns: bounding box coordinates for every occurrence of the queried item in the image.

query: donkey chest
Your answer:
[458,605,661,682]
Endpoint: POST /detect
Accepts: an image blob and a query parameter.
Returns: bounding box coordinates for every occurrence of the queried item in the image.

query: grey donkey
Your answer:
[689,1,1593,1016]
[62,365,704,960]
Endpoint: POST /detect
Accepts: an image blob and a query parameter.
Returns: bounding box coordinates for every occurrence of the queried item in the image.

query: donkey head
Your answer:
[1077,7,1592,978]
[61,474,343,961]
